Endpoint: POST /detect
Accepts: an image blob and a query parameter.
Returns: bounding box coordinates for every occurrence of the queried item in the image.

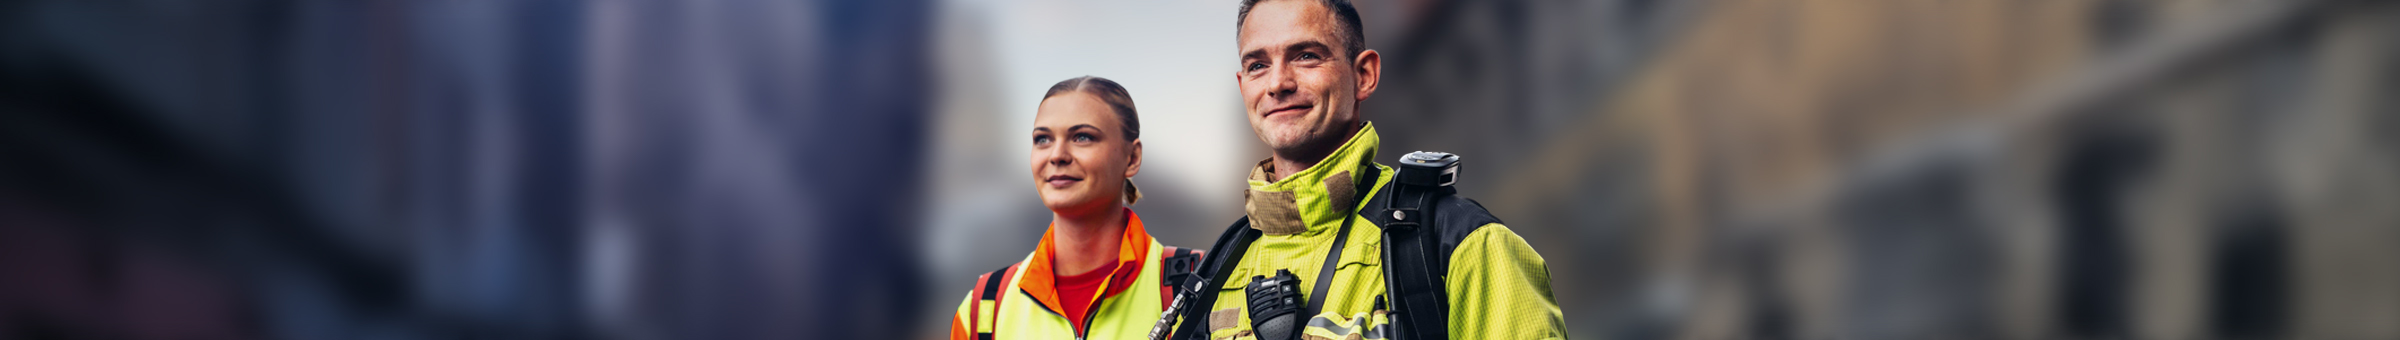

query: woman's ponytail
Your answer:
[1123,179,1142,206]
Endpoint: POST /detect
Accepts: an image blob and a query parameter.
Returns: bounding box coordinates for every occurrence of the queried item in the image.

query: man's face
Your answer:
[1237,0,1376,158]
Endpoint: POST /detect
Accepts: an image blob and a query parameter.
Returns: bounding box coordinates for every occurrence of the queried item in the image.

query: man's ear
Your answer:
[1125,139,1144,178]
[1353,49,1381,101]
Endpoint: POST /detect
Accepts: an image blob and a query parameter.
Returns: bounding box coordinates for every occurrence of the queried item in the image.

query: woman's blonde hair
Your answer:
[1043,76,1142,205]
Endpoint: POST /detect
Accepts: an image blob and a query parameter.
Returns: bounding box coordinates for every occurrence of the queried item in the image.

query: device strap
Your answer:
[1305,165,1381,319]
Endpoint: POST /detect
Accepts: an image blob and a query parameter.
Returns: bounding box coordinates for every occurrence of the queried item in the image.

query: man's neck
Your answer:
[1050,206,1126,277]
[1266,156,1317,183]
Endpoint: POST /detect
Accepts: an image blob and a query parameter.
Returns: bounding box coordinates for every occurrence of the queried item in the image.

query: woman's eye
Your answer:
[1073,134,1095,143]
[1033,136,1051,145]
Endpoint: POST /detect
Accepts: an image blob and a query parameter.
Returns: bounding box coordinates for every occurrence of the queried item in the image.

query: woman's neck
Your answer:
[1050,205,1127,277]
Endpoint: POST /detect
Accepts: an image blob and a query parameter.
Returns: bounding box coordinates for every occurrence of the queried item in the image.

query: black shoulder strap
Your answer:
[1168,217,1259,339]
[1305,165,1380,319]
[1364,162,1510,340]
[1373,177,1449,340]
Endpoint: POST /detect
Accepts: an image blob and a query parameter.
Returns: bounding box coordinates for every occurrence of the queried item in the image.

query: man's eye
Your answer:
[1297,52,1318,60]
[1247,62,1267,71]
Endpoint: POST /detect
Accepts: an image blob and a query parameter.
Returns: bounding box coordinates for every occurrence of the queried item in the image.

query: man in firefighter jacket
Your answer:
[1163,0,1568,339]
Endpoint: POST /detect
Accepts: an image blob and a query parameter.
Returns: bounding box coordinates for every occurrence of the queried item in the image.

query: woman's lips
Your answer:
[1046,175,1082,188]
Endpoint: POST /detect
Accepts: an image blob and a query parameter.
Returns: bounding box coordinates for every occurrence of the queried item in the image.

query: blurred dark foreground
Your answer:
[5,0,2400,339]
[1,1,932,339]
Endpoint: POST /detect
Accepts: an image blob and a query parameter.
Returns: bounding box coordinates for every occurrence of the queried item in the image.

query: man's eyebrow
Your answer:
[1239,41,1331,63]
[1283,41,1331,54]
[1240,48,1267,61]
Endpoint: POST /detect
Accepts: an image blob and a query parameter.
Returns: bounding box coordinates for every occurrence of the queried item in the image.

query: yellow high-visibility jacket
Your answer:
[950,211,1205,340]
[1199,123,1566,340]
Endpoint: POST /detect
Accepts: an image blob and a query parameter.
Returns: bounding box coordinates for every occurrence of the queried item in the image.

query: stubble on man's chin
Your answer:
[1265,121,1354,166]
[1259,127,1311,154]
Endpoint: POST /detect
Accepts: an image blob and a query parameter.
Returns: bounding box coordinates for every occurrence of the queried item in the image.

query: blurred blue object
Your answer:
[0,1,930,339]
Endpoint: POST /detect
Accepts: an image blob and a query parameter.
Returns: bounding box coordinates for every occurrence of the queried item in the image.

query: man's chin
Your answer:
[1260,130,1313,152]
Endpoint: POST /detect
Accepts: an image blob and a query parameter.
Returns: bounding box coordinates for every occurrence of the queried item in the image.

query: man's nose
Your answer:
[1267,64,1298,98]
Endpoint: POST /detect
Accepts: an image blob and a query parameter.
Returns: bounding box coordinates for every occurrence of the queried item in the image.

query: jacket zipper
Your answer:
[1075,292,1106,340]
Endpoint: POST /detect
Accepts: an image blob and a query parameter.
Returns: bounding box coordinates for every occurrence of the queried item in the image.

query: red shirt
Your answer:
[1054,260,1119,329]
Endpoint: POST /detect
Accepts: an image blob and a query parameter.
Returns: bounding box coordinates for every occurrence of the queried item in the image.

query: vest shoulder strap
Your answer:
[1158,246,1205,308]
[969,262,1019,340]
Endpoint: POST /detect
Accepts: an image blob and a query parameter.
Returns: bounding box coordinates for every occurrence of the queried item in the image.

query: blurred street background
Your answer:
[4,0,2398,339]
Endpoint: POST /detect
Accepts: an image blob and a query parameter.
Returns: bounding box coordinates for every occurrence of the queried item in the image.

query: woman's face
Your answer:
[1030,92,1142,217]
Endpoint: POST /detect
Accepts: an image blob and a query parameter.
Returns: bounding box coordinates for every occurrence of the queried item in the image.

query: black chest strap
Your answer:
[1304,165,1379,320]
[1169,165,1379,340]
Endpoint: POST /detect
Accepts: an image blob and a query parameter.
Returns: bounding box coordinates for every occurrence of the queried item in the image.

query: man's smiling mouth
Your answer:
[1264,104,1313,117]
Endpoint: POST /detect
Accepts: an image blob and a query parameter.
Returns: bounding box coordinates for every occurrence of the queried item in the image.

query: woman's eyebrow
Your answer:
[1068,124,1100,132]
[1032,127,1051,133]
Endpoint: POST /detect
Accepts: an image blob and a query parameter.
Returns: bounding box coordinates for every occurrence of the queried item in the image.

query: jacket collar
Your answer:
[1020,209,1151,316]
[1244,122,1382,235]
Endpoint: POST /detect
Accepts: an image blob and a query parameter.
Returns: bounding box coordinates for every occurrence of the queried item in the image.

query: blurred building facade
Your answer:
[5,0,2398,339]
[1361,0,2400,338]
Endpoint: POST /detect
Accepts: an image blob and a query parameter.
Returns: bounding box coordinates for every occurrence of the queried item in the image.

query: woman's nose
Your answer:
[1046,144,1073,165]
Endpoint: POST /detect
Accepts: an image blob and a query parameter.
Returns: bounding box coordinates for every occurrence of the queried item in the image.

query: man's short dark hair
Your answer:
[1238,0,1368,59]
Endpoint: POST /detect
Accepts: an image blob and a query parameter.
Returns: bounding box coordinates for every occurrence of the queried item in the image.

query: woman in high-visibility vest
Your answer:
[949,76,1203,340]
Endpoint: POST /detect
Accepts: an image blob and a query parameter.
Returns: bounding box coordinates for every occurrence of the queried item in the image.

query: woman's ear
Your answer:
[1125,139,1143,178]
